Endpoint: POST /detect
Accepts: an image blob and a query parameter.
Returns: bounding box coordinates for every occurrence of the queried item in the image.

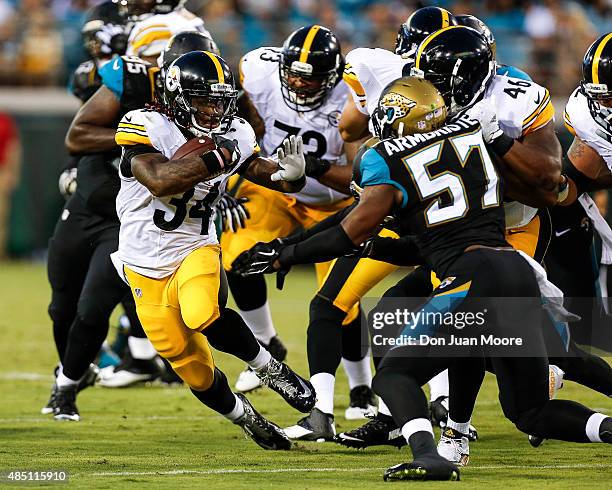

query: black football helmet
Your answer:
[581,33,612,140]
[395,7,457,57]
[159,32,220,70]
[455,14,496,59]
[411,26,495,116]
[280,25,344,112]
[164,51,237,136]
[82,1,128,59]
[114,0,185,20]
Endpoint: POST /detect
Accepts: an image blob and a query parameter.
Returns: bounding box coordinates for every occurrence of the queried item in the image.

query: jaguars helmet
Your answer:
[371,76,447,140]
[280,25,344,112]
[411,26,495,116]
[395,7,456,57]
[581,33,612,140]
[114,0,185,21]
[164,51,237,136]
[82,1,128,59]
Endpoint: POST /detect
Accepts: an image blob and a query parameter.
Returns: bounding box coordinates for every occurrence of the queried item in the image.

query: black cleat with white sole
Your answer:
[53,385,80,421]
[383,454,460,482]
[334,413,406,449]
[284,408,335,441]
[234,394,291,450]
[257,358,315,413]
[42,364,98,415]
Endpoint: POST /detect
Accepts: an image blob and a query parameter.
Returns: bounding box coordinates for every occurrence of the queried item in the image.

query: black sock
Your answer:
[190,368,236,415]
[409,431,438,458]
[204,308,260,362]
[599,417,612,443]
[307,296,345,377]
[341,308,367,362]
[62,316,109,380]
[449,358,486,423]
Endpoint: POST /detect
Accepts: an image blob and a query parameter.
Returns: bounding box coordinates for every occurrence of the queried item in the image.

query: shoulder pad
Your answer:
[71,61,101,103]
[239,47,281,93]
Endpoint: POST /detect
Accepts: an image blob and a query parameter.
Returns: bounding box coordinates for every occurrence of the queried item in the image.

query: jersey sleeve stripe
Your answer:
[119,122,146,131]
[563,110,576,136]
[521,90,551,127]
[522,100,555,135]
[116,131,152,146]
[131,30,172,53]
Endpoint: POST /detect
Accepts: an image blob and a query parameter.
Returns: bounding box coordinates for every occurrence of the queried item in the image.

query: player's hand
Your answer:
[304,154,331,179]
[213,135,241,169]
[470,97,503,144]
[216,193,250,233]
[231,239,285,276]
[96,24,127,54]
[58,167,78,200]
[272,135,305,182]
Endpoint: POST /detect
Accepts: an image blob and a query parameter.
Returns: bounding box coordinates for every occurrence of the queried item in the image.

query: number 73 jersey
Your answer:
[113,109,259,279]
[359,114,507,276]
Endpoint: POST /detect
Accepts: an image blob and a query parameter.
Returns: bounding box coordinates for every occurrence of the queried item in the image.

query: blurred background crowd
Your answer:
[0,0,610,258]
[0,0,609,94]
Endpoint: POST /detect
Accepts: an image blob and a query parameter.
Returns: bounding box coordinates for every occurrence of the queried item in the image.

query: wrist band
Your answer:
[490,133,514,157]
[200,149,226,175]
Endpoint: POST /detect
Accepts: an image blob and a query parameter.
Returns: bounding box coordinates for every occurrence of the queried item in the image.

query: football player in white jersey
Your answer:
[222,25,372,415]
[116,0,211,63]
[113,51,316,449]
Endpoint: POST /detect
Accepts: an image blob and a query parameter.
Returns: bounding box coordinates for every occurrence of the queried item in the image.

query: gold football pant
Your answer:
[123,246,223,391]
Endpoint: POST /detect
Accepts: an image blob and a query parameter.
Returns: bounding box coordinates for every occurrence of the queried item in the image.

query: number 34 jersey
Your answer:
[240,47,349,206]
[360,114,506,276]
[113,109,259,279]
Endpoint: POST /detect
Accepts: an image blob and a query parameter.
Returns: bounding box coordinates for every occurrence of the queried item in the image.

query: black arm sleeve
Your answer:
[563,156,599,195]
[278,224,356,266]
[119,143,162,178]
[367,235,424,267]
[282,202,357,245]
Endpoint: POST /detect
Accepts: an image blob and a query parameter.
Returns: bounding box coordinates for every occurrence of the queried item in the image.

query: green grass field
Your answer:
[0,261,610,488]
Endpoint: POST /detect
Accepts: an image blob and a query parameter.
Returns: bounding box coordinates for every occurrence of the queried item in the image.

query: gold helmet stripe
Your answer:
[592,32,612,84]
[299,25,321,63]
[415,25,464,69]
[440,8,451,27]
[203,51,224,84]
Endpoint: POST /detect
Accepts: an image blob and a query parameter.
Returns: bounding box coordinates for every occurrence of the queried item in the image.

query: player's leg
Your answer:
[221,181,294,391]
[54,233,130,420]
[98,293,163,388]
[42,211,92,414]
[122,256,291,450]
[178,246,315,413]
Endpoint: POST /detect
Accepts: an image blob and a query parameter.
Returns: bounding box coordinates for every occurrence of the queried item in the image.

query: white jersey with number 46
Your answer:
[113,109,259,279]
[240,47,349,206]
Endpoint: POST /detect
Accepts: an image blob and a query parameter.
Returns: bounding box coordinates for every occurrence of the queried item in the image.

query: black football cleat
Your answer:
[235,336,288,393]
[383,454,460,482]
[528,435,545,447]
[42,364,97,414]
[234,394,291,450]
[41,382,58,415]
[334,413,406,449]
[284,408,336,441]
[53,385,80,422]
[429,396,449,428]
[257,358,315,413]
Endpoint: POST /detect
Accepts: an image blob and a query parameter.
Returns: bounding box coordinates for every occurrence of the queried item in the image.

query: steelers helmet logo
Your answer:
[166,64,181,92]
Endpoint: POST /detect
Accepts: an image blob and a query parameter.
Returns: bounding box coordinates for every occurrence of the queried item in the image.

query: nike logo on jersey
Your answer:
[555,228,571,237]
[534,92,542,105]
[125,115,132,122]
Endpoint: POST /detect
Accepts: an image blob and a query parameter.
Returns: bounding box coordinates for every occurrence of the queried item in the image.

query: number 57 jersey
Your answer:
[113,109,260,279]
[240,47,349,206]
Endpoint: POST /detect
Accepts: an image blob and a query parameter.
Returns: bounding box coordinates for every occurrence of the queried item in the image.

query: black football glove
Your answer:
[304,154,332,179]
[230,238,287,275]
[216,193,250,233]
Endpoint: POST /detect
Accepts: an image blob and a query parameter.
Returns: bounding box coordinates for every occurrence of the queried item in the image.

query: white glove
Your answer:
[95,24,127,54]
[468,97,504,144]
[58,167,78,200]
[271,135,305,182]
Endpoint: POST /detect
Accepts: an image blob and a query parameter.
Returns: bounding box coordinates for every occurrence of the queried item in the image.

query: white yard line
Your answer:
[86,464,612,477]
